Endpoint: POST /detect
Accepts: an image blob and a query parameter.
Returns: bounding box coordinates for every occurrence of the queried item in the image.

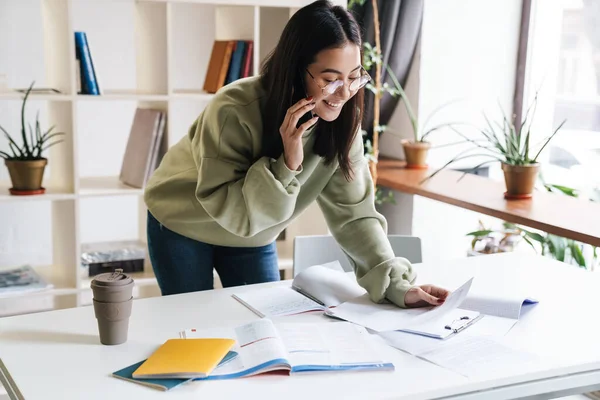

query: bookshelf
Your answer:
[0,0,340,316]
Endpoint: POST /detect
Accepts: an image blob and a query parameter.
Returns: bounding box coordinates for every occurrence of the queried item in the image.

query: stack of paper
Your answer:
[325,276,538,338]
[325,277,476,335]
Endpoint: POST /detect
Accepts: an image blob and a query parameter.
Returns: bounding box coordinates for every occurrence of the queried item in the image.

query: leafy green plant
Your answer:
[466,220,524,254]
[0,81,65,161]
[467,181,598,270]
[426,93,566,181]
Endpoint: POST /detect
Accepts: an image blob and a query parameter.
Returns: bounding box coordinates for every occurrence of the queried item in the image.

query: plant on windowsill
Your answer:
[0,81,65,195]
[424,93,566,199]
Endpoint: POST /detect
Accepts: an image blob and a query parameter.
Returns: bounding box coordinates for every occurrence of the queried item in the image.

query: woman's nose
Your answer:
[335,84,352,100]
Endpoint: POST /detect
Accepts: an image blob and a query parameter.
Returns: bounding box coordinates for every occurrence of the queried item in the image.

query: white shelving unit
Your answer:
[0,0,340,316]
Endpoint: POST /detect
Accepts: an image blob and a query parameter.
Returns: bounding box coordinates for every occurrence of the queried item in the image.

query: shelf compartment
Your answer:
[79,196,142,247]
[169,2,218,94]
[136,1,169,95]
[0,261,80,317]
[78,176,143,197]
[42,0,74,94]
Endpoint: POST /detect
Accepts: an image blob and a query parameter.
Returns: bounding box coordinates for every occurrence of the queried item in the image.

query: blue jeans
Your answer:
[146,211,280,295]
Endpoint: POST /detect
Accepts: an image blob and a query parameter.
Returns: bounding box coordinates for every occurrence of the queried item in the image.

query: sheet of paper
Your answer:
[460,292,538,319]
[380,314,520,357]
[466,315,518,336]
[379,329,449,356]
[292,264,366,307]
[382,330,544,378]
[416,334,545,379]
[232,287,324,317]
[320,260,346,273]
[276,322,388,368]
[325,277,473,332]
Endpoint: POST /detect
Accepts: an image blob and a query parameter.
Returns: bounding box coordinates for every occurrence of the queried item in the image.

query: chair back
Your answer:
[292,234,422,277]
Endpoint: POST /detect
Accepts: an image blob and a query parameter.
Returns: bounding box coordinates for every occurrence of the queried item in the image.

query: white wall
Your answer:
[380,0,523,262]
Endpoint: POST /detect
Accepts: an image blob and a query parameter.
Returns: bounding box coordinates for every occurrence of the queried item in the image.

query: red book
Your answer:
[242,41,254,78]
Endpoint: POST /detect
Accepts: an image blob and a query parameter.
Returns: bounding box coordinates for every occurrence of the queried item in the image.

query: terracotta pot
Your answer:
[401,139,431,169]
[501,162,539,199]
[5,158,48,194]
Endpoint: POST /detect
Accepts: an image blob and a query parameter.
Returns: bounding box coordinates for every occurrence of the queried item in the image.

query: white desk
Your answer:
[1,253,600,400]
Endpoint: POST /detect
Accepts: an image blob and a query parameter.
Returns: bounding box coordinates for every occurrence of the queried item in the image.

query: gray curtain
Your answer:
[351,0,424,139]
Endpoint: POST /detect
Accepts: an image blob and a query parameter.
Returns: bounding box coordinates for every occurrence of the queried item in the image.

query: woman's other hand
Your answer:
[404,284,450,308]
[280,97,318,171]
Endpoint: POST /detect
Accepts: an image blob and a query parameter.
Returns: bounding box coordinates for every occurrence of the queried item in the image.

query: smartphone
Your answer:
[293,72,315,128]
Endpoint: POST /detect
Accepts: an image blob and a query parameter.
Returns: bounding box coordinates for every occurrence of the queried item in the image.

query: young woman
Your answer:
[144,0,449,308]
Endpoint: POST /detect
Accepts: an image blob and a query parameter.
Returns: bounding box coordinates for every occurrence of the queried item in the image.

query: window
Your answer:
[526,0,600,200]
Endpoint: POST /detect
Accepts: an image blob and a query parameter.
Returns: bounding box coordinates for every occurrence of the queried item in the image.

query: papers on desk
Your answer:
[326,276,538,338]
[325,277,475,333]
[180,319,394,379]
[380,331,545,379]
[232,260,539,341]
[232,261,366,317]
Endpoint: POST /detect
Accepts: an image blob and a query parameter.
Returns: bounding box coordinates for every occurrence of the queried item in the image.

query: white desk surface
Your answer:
[1,252,600,400]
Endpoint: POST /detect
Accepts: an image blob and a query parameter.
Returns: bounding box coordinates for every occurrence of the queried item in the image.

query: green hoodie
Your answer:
[144,76,416,307]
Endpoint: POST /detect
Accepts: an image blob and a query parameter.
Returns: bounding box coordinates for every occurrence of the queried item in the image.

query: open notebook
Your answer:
[232,261,366,318]
[179,318,394,379]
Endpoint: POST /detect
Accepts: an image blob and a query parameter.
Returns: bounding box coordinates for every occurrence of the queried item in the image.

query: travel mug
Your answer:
[90,269,134,345]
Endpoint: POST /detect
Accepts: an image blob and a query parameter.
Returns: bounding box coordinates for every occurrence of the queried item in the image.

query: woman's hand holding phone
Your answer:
[279,96,319,171]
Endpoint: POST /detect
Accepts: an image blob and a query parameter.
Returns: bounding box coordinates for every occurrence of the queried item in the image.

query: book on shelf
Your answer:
[232,261,366,318]
[119,107,166,189]
[180,318,394,379]
[74,31,101,95]
[0,265,53,298]
[203,40,254,94]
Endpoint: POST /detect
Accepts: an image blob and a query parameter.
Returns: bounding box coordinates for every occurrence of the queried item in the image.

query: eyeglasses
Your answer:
[306,66,371,96]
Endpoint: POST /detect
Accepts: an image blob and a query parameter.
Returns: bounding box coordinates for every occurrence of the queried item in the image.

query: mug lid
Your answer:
[90,269,134,287]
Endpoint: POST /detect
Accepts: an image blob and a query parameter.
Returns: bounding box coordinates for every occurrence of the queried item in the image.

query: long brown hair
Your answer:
[259,0,364,181]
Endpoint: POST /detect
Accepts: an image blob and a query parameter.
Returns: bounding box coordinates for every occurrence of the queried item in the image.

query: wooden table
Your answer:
[377,158,600,248]
[1,253,600,399]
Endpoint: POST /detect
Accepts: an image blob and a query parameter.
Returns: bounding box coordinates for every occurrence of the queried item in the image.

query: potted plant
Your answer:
[425,94,565,199]
[385,69,466,169]
[0,81,65,195]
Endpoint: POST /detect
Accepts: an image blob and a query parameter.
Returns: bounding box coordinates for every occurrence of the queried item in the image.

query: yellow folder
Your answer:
[132,338,236,379]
